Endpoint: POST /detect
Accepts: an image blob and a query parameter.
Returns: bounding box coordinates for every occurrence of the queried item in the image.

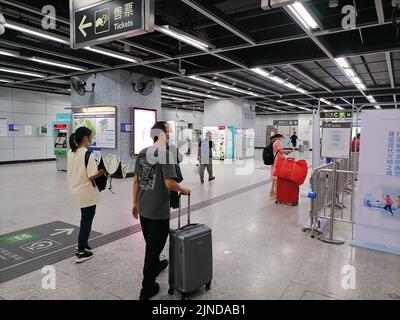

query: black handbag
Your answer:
[167,145,183,208]
[170,191,180,209]
[85,151,108,192]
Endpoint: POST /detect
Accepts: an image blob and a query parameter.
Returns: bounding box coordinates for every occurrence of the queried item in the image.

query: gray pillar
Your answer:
[71,69,161,173]
[204,98,256,158]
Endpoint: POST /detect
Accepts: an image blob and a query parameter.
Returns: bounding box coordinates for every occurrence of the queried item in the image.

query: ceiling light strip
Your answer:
[189,75,261,97]
[0,67,45,78]
[155,25,215,52]
[162,85,221,99]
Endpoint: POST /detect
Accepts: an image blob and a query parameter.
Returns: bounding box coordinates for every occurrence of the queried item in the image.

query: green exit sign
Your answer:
[321,111,352,119]
[1,232,40,245]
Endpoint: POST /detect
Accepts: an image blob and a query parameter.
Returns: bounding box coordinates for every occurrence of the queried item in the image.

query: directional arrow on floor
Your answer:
[50,228,74,236]
[79,15,92,37]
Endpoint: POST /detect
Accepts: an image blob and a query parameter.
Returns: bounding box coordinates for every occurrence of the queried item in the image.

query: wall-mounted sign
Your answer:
[71,0,154,48]
[8,124,18,132]
[273,120,298,126]
[120,123,132,132]
[321,111,352,119]
[321,122,352,159]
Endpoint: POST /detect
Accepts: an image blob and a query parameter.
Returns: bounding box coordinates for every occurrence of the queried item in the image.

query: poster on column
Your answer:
[353,110,400,255]
[73,113,116,149]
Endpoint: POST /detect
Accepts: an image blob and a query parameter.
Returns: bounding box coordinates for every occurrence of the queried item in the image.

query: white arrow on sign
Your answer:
[50,228,74,236]
[79,15,92,37]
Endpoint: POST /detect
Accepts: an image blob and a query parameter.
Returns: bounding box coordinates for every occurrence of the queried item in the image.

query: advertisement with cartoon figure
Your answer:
[353,110,400,255]
[362,186,400,217]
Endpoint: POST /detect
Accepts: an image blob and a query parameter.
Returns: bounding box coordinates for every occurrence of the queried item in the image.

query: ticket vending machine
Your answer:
[53,123,71,171]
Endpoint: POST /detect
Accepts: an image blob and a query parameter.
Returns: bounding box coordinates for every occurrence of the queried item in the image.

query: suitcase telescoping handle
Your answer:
[178,193,191,229]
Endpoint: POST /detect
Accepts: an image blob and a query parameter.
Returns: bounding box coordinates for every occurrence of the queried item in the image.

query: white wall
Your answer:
[161,110,315,150]
[0,87,71,162]
[161,108,204,129]
[255,113,313,148]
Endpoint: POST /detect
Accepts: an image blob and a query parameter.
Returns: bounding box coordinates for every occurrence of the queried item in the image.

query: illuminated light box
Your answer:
[132,108,157,155]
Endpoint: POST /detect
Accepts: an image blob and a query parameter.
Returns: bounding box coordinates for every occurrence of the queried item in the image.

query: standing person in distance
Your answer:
[290,132,301,150]
[132,121,191,300]
[67,127,105,263]
[198,131,216,184]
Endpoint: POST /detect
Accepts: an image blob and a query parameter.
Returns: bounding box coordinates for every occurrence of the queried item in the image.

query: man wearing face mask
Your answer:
[132,121,190,300]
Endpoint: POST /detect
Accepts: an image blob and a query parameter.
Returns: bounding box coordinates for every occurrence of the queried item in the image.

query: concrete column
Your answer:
[204,98,256,158]
[204,98,255,129]
[71,69,161,172]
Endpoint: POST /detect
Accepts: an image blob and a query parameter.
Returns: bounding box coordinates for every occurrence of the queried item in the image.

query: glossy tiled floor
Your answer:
[0,151,399,300]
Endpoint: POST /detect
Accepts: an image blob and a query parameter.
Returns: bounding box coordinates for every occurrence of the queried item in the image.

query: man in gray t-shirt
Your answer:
[132,121,190,300]
[134,146,177,220]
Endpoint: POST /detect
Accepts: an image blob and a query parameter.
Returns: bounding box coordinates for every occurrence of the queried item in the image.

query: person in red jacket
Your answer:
[351,133,360,152]
[270,134,291,198]
[382,194,394,216]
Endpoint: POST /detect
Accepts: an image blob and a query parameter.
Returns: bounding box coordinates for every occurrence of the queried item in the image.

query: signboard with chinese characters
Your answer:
[353,110,400,256]
[321,121,352,159]
[0,221,102,270]
[71,0,154,48]
[320,111,352,119]
[273,120,298,126]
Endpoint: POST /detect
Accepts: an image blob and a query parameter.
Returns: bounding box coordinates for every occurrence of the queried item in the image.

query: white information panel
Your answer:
[0,118,7,137]
[321,122,351,159]
[133,108,157,155]
[73,112,116,149]
[353,110,400,255]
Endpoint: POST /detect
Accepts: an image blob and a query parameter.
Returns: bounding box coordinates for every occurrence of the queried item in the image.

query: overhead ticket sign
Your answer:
[71,0,154,49]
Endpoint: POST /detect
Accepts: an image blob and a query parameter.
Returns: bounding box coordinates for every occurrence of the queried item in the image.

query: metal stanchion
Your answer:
[318,158,345,245]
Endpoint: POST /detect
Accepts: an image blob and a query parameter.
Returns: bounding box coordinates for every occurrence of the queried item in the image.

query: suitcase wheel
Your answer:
[168,288,174,295]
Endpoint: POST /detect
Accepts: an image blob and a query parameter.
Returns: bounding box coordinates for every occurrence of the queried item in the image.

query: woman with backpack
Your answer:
[269,134,291,198]
[67,127,105,263]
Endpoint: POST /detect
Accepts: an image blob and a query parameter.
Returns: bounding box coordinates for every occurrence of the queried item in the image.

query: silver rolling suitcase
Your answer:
[168,194,213,300]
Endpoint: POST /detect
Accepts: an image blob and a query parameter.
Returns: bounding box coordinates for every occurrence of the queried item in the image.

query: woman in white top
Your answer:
[67,127,105,263]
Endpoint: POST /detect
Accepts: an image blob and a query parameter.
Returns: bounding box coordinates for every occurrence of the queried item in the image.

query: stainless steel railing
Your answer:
[305,153,359,242]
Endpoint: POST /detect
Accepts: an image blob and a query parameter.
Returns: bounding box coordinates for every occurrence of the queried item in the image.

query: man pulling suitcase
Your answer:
[132,121,191,300]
